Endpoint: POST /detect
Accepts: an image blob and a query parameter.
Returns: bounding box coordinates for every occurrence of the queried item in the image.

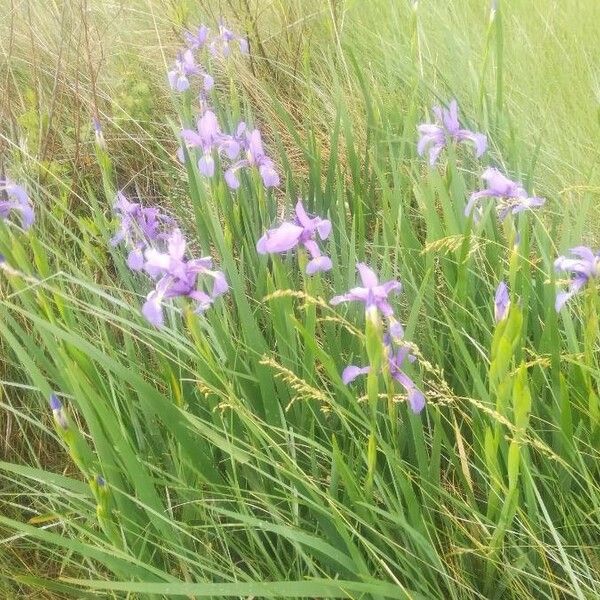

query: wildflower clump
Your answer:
[331,263,426,413]
[109,192,227,328]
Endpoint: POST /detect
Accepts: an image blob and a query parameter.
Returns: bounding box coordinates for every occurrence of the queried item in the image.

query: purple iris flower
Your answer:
[142,228,228,327]
[184,24,210,50]
[224,129,280,189]
[465,168,545,221]
[110,191,174,271]
[92,115,106,148]
[494,281,510,323]
[168,49,213,92]
[554,246,600,311]
[180,111,243,177]
[256,200,332,275]
[49,394,68,429]
[342,341,425,414]
[209,20,249,57]
[417,99,487,166]
[0,178,34,230]
[330,263,402,321]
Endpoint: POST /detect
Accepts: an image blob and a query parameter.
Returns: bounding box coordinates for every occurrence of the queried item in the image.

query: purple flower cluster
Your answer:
[465,168,545,222]
[180,113,279,189]
[224,129,280,189]
[257,200,332,274]
[169,20,247,93]
[184,20,248,58]
[0,178,34,230]
[331,263,425,413]
[554,246,600,311]
[142,228,228,327]
[110,192,174,270]
[417,100,545,224]
[171,22,279,190]
[110,192,227,327]
[168,49,214,93]
[417,99,487,166]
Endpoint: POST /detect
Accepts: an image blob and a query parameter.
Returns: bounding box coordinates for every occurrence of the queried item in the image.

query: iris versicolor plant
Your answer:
[0,178,34,230]
[109,192,228,328]
[142,228,229,327]
[417,98,487,165]
[554,246,600,310]
[331,263,425,413]
[257,199,332,274]
[465,166,546,221]
[110,191,175,270]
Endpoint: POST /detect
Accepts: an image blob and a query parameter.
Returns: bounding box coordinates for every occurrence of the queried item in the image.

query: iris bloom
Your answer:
[331,263,402,321]
[92,116,106,148]
[0,178,34,230]
[168,49,213,92]
[142,229,228,327]
[110,192,174,271]
[184,24,210,50]
[209,20,249,57]
[554,246,600,311]
[257,200,332,274]
[465,168,545,221]
[417,99,487,166]
[180,111,243,176]
[494,281,510,322]
[49,394,68,429]
[224,129,280,189]
[342,342,425,414]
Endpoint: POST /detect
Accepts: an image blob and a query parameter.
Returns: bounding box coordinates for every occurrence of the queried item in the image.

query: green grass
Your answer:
[1,1,599,598]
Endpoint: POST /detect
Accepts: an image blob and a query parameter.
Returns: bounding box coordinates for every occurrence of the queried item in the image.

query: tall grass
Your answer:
[1,1,599,598]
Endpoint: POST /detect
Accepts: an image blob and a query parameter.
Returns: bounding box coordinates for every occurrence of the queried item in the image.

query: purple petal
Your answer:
[494,281,510,323]
[356,263,378,288]
[198,154,215,177]
[294,200,312,228]
[181,128,203,147]
[247,130,265,161]
[49,394,62,411]
[316,219,331,240]
[198,110,220,141]
[224,168,240,190]
[210,271,229,297]
[256,222,303,254]
[306,255,332,275]
[142,292,164,327]
[176,76,190,92]
[408,388,426,414]
[127,248,145,271]
[443,99,460,133]
[259,163,280,188]
[203,73,214,91]
[342,365,371,385]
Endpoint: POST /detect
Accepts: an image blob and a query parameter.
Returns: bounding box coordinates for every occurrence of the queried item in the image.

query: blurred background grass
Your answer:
[1,0,599,205]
